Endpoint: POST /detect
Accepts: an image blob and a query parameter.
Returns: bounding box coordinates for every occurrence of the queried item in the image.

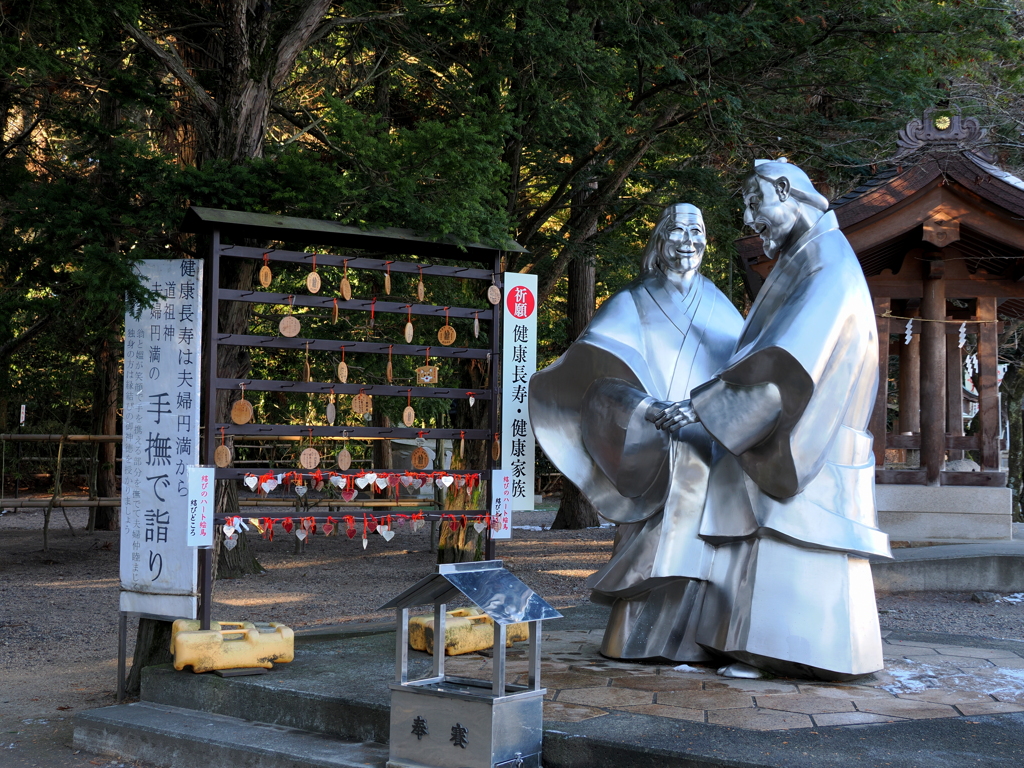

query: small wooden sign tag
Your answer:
[415,365,439,385]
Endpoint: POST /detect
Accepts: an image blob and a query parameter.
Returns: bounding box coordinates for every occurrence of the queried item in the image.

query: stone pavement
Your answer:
[439,626,1024,732]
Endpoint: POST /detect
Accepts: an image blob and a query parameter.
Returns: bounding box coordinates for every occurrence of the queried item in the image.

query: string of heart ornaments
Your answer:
[221,509,492,550]
[243,469,476,498]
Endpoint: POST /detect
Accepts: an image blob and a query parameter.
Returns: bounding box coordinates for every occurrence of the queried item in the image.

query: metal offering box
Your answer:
[380,560,562,768]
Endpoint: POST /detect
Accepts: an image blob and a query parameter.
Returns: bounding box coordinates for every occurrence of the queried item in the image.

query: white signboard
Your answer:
[121,259,203,617]
[490,470,512,540]
[500,273,537,510]
[186,466,214,548]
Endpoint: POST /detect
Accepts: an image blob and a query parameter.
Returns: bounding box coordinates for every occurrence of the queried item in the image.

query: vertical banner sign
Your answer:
[121,259,203,618]
[490,470,512,540]
[186,466,214,548]
[501,273,537,510]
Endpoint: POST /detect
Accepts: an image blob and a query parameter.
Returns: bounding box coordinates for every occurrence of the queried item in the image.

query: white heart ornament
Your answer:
[296,529,307,541]
[441,475,454,487]
[380,527,395,542]
[295,485,307,496]
[329,475,343,488]
[455,475,466,487]
[244,476,258,491]
[474,522,486,533]
[400,475,415,487]
[223,524,235,537]
[365,473,378,484]
[435,478,446,489]
[375,477,388,490]
[412,520,425,533]
[224,536,237,550]
[260,482,273,493]
[355,477,370,489]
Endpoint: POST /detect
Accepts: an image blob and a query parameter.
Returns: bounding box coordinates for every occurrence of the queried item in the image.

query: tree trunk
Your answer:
[92,335,120,530]
[125,618,174,697]
[1001,365,1024,522]
[216,469,265,579]
[437,480,485,564]
[550,176,600,530]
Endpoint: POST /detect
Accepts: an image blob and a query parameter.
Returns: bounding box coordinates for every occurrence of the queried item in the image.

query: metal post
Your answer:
[117,612,128,703]
[493,622,506,697]
[527,621,540,691]
[396,607,409,684]
[200,548,213,630]
[433,602,446,679]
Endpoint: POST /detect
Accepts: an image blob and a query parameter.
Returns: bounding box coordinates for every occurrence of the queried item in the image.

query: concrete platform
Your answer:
[74,603,1024,768]
[872,539,1024,593]
[876,485,1013,543]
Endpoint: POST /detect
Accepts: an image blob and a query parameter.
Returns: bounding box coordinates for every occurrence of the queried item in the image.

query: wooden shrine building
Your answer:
[740,110,1023,542]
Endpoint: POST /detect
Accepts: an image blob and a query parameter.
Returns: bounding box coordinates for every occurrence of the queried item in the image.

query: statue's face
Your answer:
[657,215,705,275]
[743,175,798,259]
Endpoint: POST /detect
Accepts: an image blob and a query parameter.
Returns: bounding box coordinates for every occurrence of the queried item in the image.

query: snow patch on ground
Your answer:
[672,664,705,673]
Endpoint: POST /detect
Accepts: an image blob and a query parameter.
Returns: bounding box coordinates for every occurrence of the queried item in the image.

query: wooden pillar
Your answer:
[871,297,890,467]
[946,330,964,461]
[977,297,1000,471]
[920,268,946,485]
[898,314,921,434]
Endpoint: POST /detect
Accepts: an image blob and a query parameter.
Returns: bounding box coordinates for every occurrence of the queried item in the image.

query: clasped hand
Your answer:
[645,399,697,431]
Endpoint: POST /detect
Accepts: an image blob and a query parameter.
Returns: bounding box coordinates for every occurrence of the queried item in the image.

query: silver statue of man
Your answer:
[530,203,743,661]
[653,159,890,680]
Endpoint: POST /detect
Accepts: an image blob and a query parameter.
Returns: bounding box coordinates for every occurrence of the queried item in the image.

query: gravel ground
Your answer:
[1,502,1022,766]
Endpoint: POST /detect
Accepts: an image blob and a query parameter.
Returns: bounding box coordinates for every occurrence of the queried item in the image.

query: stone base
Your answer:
[876,485,1012,543]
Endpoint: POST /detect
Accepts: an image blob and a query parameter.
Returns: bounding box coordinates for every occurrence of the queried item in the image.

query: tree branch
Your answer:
[0,314,55,361]
[272,0,336,91]
[121,19,218,118]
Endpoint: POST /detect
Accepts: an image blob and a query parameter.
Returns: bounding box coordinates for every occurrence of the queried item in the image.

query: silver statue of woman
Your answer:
[530,203,743,661]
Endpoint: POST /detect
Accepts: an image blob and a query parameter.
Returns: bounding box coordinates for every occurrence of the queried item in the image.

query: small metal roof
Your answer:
[380,560,562,625]
[181,206,526,262]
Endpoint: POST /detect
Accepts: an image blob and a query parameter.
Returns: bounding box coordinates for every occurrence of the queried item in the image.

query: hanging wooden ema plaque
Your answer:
[337,345,349,383]
[416,266,425,302]
[487,274,501,305]
[337,431,353,470]
[404,305,414,343]
[411,435,430,470]
[279,294,301,337]
[473,311,480,339]
[214,428,232,467]
[306,253,321,293]
[326,390,336,425]
[384,261,392,295]
[339,260,352,301]
[259,252,273,288]
[416,347,438,385]
[352,388,372,416]
[231,383,253,425]
[386,345,394,384]
[402,389,415,427]
[302,342,312,382]
[437,306,456,346]
[299,430,321,470]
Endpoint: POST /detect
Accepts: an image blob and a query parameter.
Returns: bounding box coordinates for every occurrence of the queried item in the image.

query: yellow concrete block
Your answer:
[408,608,528,656]
[170,620,294,673]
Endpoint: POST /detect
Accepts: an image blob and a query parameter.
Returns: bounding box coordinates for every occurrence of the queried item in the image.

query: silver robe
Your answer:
[530,271,742,659]
[690,211,891,679]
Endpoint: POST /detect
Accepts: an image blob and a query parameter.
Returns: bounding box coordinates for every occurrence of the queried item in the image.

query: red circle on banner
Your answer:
[506,285,536,319]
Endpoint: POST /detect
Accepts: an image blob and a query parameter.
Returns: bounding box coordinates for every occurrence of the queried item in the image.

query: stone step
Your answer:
[73,701,388,768]
[139,657,395,743]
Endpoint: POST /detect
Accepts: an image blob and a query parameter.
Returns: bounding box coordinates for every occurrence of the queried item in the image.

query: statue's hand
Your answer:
[646,399,697,431]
